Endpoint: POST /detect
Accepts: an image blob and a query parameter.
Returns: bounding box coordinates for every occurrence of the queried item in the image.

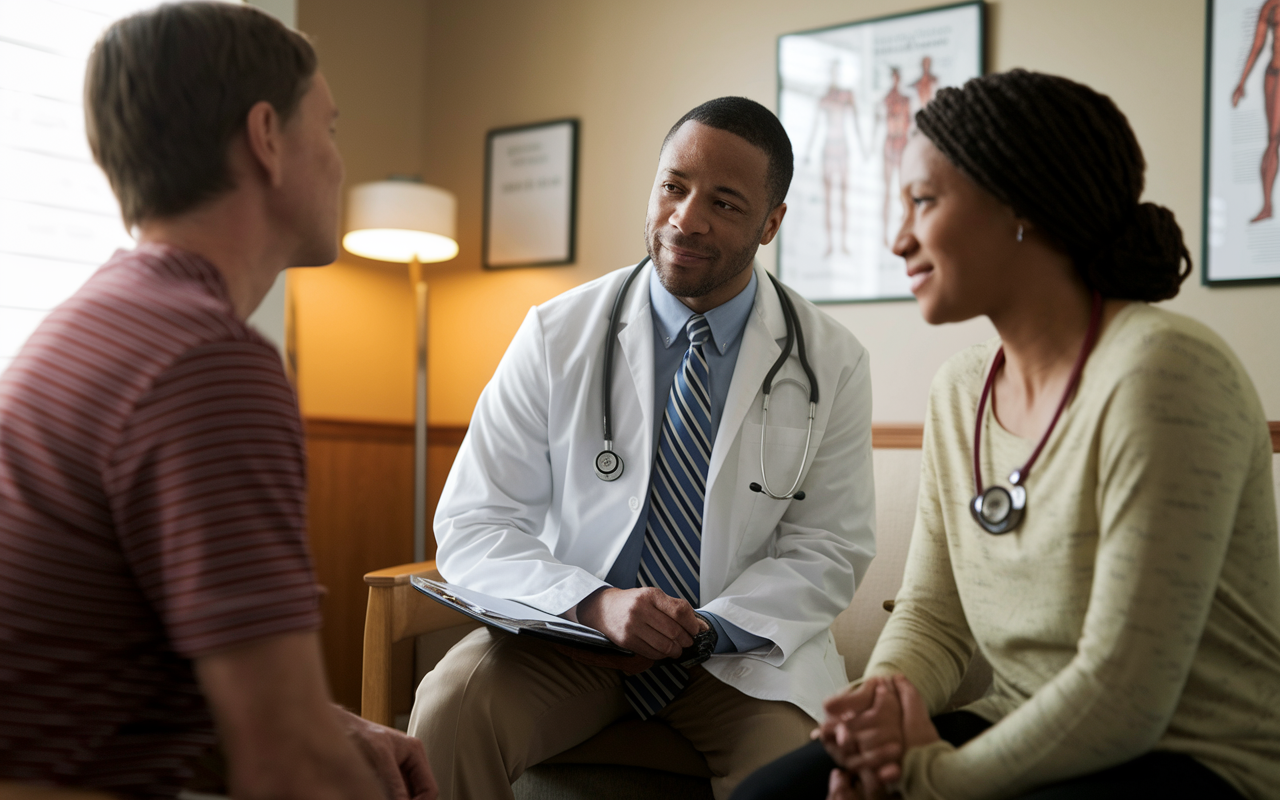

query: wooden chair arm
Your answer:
[361,559,470,724]
[364,559,440,587]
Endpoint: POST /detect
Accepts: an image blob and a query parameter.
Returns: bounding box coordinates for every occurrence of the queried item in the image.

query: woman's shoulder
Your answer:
[1095,303,1247,385]
[1092,303,1267,437]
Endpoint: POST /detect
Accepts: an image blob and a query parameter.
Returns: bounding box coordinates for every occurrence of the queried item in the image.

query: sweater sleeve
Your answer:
[899,329,1260,799]
[859,405,977,714]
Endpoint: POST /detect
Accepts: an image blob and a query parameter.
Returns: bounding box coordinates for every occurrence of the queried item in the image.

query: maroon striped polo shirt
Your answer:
[0,243,322,797]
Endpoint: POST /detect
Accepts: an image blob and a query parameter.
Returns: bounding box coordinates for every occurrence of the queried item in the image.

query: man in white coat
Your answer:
[408,97,875,800]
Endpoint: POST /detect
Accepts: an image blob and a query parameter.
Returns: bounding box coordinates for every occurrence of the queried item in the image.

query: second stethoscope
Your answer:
[970,291,1103,534]
[594,257,819,501]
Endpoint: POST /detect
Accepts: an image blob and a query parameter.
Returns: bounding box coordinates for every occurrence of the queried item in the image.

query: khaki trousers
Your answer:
[407,628,815,800]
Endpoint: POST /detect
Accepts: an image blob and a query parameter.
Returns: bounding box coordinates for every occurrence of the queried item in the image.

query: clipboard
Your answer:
[410,575,633,656]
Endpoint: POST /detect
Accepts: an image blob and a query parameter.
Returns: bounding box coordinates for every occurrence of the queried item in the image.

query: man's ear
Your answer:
[243,100,285,188]
[758,202,787,246]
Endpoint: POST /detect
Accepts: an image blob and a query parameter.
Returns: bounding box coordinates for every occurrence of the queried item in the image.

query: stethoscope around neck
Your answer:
[594,257,819,501]
[970,290,1103,534]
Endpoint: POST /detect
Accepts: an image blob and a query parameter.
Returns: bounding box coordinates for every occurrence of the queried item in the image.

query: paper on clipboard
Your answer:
[410,575,632,655]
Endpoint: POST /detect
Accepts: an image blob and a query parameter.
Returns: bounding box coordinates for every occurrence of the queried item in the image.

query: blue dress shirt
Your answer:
[600,267,771,654]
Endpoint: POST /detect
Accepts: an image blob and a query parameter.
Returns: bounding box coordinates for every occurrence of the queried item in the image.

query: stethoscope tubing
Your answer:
[600,259,648,451]
[597,258,817,501]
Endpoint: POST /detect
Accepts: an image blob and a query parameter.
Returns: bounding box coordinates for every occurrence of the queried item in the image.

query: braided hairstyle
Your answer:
[914,69,1191,301]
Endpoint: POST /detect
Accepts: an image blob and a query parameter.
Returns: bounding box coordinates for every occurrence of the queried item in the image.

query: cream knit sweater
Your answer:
[863,304,1280,799]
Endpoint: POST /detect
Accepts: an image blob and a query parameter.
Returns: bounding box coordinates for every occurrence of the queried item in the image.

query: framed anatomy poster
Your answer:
[1203,0,1280,285]
[776,2,984,302]
[483,118,578,268]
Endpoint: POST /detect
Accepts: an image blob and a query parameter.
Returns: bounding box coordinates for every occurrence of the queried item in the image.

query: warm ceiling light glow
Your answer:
[345,179,458,264]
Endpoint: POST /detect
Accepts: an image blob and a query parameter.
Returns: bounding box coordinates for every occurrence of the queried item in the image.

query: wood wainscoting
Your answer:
[304,418,466,710]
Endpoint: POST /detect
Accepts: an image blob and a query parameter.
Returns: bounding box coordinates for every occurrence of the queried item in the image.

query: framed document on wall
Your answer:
[1203,0,1280,285]
[483,118,578,268]
[776,1,984,302]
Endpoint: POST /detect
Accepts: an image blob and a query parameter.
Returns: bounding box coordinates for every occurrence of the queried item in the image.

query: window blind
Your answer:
[0,1,183,374]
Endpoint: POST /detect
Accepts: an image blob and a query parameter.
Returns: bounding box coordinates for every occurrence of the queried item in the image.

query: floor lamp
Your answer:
[343,178,459,562]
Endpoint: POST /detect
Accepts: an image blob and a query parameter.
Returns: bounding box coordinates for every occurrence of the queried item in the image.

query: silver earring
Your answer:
[1016,224,1024,243]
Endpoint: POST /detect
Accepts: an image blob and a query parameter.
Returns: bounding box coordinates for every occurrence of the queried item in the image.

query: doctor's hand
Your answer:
[576,587,703,661]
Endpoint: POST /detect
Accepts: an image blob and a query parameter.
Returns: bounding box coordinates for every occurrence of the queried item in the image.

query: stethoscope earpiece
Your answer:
[751,482,805,501]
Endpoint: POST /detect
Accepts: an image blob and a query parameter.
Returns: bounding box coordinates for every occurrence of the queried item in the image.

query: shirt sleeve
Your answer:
[898,330,1264,800]
[105,340,322,658]
[700,611,771,654]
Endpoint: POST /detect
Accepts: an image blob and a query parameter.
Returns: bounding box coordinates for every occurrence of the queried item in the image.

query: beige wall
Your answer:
[293,0,427,421]
[302,0,1280,425]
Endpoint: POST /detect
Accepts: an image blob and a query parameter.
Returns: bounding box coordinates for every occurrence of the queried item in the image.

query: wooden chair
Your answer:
[362,561,716,799]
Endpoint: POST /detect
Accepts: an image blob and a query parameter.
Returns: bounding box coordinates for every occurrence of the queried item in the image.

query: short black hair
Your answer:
[662,96,794,210]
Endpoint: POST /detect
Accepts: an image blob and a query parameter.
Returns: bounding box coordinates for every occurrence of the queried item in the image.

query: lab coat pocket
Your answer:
[735,421,815,560]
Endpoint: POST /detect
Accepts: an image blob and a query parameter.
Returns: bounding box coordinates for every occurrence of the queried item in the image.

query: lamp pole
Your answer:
[410,254,428,562]
[343,179,456,562]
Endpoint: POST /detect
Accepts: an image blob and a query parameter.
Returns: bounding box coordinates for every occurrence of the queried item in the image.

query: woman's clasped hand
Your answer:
[813,675,938,800]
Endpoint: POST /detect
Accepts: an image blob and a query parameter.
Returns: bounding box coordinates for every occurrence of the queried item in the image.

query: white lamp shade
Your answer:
[343,180,459,263]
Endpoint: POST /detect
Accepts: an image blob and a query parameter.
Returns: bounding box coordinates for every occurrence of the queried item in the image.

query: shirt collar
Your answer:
[648,264,758,355]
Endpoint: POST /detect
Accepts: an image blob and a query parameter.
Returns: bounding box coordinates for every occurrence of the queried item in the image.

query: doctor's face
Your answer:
[645,121,786,312]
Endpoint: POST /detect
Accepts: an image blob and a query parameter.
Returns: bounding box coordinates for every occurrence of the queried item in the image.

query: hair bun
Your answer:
[1079,203,1191,302]
[914,70,1193,302]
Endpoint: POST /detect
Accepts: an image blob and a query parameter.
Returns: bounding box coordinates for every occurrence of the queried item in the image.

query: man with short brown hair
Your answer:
[0,4,434,798]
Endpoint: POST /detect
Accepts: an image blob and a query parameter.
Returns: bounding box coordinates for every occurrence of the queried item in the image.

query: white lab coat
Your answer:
[434,261,876,720]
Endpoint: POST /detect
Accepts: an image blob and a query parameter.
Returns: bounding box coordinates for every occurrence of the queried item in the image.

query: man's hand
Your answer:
[338,707,438,800]
[195,631,388,800]
[574,587,703,661]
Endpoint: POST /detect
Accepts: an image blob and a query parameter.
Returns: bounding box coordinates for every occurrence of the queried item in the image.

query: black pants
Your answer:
[730,711,1245,800]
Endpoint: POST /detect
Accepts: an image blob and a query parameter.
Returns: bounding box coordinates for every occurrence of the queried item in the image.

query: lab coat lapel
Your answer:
[707,264,786,493]
[616,264,656,461]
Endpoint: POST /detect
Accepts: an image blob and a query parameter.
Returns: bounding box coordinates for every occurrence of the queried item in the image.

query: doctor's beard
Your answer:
[644,223,761,301]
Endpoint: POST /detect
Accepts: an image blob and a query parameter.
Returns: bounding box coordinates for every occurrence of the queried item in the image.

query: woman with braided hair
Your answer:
[733,70,1280,800]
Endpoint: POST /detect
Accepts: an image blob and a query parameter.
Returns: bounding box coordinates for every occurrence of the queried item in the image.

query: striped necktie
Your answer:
[624,314,714,719]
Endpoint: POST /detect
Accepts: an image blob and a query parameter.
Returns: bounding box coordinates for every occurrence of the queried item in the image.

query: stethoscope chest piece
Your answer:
[595,448,623,481]
[968,291,1104,536]
[970,482,1025,535]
